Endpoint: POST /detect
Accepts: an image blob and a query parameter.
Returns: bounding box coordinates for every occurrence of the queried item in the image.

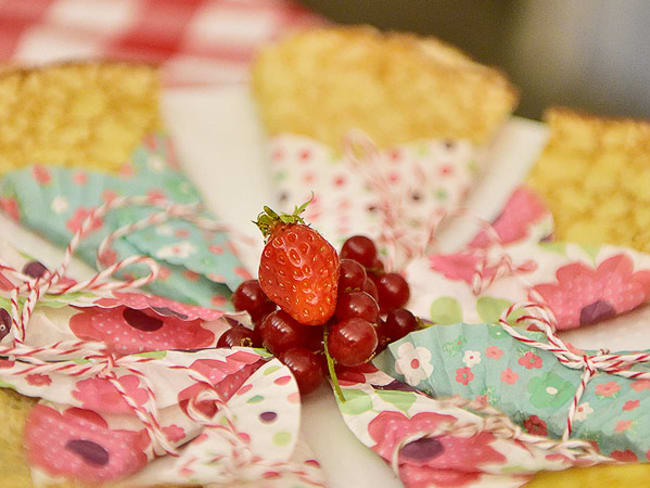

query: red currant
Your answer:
[217,325,259,348]
[232,279,276,321]
[338,259,367,292]
[362,277,379,303]
[335,291,379,323]
[367,256,385,273]
[328,318,378,367]
[382,308,418,342]
[376,273,410,312]
[341,235,377,268]
[261,310,314,355]
[280,347,324,395]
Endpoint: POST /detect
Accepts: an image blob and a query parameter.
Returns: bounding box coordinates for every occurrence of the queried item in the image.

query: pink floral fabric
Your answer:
[532,254,650,330]
[70,306,216,355]
[25,405,149,483]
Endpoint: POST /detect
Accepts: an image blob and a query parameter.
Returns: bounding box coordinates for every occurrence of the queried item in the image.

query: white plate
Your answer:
[0,86,582,488]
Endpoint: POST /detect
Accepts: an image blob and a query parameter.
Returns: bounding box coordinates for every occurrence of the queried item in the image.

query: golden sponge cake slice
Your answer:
[0,62,161,176]
[528,107,650,253]
[251,26,518,149]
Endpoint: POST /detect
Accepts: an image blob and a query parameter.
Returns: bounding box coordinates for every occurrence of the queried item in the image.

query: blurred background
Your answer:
[300,0,650,120]
[0,0,648,121]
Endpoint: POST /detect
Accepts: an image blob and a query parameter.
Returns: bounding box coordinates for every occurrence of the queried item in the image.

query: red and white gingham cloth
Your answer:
[0,0,323,86]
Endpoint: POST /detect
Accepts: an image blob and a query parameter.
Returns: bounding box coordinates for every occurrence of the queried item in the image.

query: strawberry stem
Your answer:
[323,326,345,403]
[253,197,312,240]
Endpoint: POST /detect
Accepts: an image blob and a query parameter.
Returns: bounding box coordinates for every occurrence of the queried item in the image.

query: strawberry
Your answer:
[255,202,339,326]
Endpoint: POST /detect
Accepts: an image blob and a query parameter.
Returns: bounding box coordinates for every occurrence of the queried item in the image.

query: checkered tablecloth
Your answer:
[0,0,323,85]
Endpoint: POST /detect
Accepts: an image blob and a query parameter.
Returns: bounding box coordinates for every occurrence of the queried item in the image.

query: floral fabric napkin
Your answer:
[0,132,250,309]
[0,243,324,487]
[269,133,484,268]
[405,186,650,331]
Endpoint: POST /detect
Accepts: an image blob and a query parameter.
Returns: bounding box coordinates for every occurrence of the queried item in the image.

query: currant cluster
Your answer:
[222,233,419,396]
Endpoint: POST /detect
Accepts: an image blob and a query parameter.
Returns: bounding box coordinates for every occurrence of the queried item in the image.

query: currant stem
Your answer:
[323,326,345,403]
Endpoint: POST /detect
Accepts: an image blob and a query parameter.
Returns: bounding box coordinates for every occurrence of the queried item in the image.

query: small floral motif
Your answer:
[574,402,593,421]
[50,196,69,214]
[72,375,149,414]
[631,379,650,392]
[455,367,474,386]
[394,342,434,386]
[523,415,548,436]
[32,165,51,185]
[462,350,481,368]
[485,346,503,360]
[595,381,621,398]
[155,241,197,259]
[73,172,88,185]
[98,248,117,267]
[610,450,638,462]
[518,351,543,370]
[500,368,518,385]
[528,373,574,408]
[162,424,186,443]
[0,196,20,221]
[623,400,640,411]
[26,373,52,386]
[66,207,103,236]
[614,420,633,433]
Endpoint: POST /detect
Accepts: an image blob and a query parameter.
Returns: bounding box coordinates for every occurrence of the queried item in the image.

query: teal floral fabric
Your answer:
[374,323,650,462]
[0,133,248,308]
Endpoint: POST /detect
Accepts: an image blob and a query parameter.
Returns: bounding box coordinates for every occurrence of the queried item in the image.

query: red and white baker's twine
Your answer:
[0,195,323,485]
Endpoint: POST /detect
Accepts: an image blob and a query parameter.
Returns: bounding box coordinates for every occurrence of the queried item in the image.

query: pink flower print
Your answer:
[272,148,284,161]
[26,374,51,386]
[25,405,148,483]
[333,175,346,187]
[72,374,149,414]
[211,295,227,307]
[119,163,134,178]
[368,411,505,487]
[102,189,118,203]
[32,165,51,185]
[387,171,400,183]
[614,420,633,433]
[69,306,215,355]
[623,400,640,411]
[0,197,19,221]
[389,148,401,161]
[178,358,264,417]
[209,244,224,255]
[303,171,315,183]
[429,252,496,286]
[518,352,542,370]
[500,368,518,385]
[175,229,190,238]
[147,189,165,204]
[184,270,200,281]
[533,254,650,330]
[234,266,252,280]
[162,424,186,443]
[470,186,548,249]
[631,379,650,392]
[439,164,454,176]
[610,449,638,462]
[523,415,548,436]
[66,207,103,236]
[455,367,474,386]
[485,346,503,360]
[158,266,171,280]
[595,381,621,397]
[73,172,88,185]
[93,292,224,321]
[299,148,311,162]
[98,248,117,267]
